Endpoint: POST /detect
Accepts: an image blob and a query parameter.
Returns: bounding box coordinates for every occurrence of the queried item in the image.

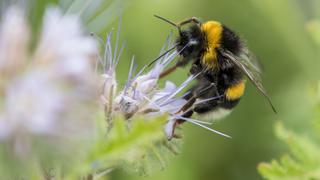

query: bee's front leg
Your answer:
[159,57,190,78]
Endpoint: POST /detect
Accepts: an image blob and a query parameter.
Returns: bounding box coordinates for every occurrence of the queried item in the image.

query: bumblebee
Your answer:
[151,15,276,137]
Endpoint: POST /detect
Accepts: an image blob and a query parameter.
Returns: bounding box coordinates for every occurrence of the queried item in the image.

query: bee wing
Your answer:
[218,48,277,113]
[240,48,264,74]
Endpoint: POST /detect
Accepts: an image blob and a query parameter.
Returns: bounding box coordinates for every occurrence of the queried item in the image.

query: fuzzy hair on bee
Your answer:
[150,15,276,137]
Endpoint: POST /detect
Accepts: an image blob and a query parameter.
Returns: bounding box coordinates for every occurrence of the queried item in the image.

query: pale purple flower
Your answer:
[0,6,98,155]
[0,6,29,78]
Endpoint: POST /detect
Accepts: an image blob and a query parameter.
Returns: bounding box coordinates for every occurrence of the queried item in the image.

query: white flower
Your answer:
[0,6,98,155]
[34,7,97,79]
[4,71,64,135]
[0,6,29,78]
[113,44,179,118]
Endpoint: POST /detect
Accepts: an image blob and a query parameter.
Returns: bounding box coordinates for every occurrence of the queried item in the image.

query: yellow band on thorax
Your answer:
[200,21,223,69]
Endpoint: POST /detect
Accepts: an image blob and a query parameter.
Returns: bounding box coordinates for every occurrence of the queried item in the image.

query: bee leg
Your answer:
[172,111,194,139]
[167,95,196,140]
[169,110,194,140]
[169,83,217,139]
[159,64,178,78]
[159,57,189,78]
[192,80,221,114]
[176,97,197,114]
[177,82,216,115]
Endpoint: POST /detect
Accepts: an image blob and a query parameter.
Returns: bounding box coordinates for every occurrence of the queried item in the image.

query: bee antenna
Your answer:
[147,45,177,67]
[154,15,179,29]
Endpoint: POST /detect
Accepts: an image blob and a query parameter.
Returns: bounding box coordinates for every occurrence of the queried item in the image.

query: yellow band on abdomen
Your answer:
[225,81,245,100]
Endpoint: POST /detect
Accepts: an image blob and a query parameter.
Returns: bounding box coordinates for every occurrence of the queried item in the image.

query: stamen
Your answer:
[175,116,231,138]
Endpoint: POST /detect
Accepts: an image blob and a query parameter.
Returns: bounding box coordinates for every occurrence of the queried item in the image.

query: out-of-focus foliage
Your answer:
[258,9,320,180]
[258,82,320,179]
[60,0,131,33]
[307,20,320,45]
[258,122,320,180]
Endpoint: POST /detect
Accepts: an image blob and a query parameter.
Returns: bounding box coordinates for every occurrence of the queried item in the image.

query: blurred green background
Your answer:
[3,0,319,179]
[107,0,320,179]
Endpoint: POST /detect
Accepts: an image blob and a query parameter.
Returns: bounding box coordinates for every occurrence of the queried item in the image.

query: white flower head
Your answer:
[0,6,98,156]
[113,40,180,118]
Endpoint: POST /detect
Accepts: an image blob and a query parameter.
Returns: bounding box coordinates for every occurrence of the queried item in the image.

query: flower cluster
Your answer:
[0,6,98,156]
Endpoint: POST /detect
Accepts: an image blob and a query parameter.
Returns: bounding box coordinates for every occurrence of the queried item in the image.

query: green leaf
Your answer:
[70,113,182,178]
[275,122,320,166]
[258,122,320,180]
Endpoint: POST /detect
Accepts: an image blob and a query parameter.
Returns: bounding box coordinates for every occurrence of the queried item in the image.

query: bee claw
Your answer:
[172,133,183,139]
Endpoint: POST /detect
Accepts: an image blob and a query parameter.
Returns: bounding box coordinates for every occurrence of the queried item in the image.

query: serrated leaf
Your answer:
[258,122,320,180]
[91,114,166,165]
[258,162,286,180]
[275,122,320,166]
[279,155,302,174]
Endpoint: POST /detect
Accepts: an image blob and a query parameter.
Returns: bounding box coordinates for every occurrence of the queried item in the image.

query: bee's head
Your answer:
[176,25,205,59]
[147,15,206,67]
